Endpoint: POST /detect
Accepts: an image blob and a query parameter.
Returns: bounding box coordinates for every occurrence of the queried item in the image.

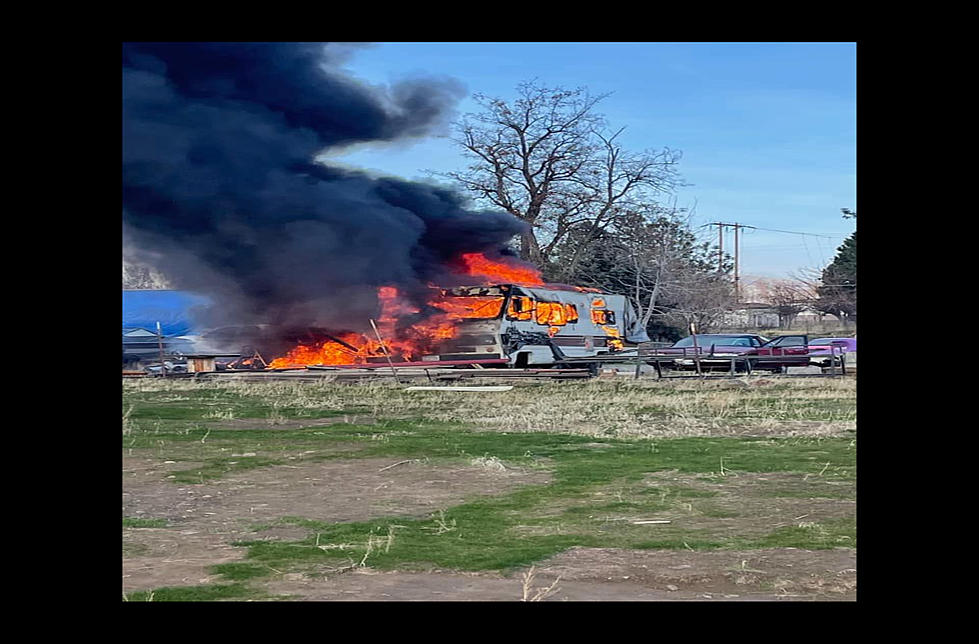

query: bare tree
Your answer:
[661,275,735,334]
[790,267,854,328]
[555,129,683,281]
[441,81,682,266]
[754,278,810,328]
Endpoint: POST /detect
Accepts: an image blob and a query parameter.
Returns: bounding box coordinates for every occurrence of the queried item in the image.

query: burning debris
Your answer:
[266,252,646,369]
[267,254,535,368]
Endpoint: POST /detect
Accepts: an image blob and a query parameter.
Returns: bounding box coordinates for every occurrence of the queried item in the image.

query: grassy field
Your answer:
[122,375,856,601]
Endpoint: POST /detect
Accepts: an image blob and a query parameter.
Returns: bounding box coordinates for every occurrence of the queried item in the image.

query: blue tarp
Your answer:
[122,290,212,336]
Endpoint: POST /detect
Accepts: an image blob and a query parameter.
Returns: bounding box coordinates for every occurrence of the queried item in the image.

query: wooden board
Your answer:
[404,386,514,392]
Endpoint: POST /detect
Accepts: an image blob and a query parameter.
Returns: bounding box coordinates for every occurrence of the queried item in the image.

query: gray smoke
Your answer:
[122,42,526,341]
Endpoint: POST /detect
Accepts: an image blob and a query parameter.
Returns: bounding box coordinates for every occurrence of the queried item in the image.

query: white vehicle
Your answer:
[422,284,648,367]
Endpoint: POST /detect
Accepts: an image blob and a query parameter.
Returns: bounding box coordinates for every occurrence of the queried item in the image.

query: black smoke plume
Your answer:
[122,42,526,349]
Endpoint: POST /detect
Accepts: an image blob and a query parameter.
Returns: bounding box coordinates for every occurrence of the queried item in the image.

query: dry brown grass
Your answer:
[123,375,856,439]
[521,565,561,601]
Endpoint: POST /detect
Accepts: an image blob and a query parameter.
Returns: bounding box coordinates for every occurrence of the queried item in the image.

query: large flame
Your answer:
[268,252,603,369]
[268,283,503,368]
[457,252,544,285]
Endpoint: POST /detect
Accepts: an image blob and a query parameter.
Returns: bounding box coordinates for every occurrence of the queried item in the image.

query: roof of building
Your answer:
[122,290,212,336]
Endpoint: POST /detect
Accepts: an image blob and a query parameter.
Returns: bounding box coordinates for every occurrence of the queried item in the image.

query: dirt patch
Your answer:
[122,455,550,593]
[631,471,856,541]
[122,459,855,600]
[532,546,856,600]
[123,527,245,593]
[260,547,855,601]
[727,420,856,439]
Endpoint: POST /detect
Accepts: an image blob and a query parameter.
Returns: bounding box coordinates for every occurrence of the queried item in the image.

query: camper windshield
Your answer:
[431,291,505,319]
[441,286,508,297]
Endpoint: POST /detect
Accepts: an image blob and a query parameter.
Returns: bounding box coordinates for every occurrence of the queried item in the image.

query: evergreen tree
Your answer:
[817,210,856,321]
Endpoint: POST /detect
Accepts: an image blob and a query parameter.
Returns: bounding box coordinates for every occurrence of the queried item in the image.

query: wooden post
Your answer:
[369,319,400,382]
[156,321,166,379]
[690,332,702,376]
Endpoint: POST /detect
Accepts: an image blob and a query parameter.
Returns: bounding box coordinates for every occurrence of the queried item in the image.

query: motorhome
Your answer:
[422,284,648,366]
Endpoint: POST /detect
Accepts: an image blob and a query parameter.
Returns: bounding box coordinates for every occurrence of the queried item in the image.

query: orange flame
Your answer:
[268,252,610,368]
[457,252,544,285]
[269,284,504,368]
[268,331,368,368]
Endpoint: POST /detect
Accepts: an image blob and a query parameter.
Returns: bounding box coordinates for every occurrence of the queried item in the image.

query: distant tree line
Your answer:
[752,210,856,330]
[816,210,856,323]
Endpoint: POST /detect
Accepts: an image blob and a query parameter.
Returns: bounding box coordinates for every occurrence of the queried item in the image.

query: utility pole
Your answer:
[704,222,754,303]
[707,222,727,274]
[156,321,166,379]
[733,223,741,303]
[701,221,836,305]
[717,223,723,273]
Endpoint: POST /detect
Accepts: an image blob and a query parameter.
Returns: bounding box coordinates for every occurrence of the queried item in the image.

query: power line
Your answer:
[746,226,839,239]
[814,236,827,267]
[700,221,850,290]
[703,222,746,302]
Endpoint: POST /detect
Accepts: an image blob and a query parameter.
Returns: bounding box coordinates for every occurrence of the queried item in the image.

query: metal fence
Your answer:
[630,344,849,380]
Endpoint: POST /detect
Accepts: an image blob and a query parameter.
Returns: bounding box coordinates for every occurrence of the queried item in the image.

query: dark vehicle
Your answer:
[660,334,770,371]
[649,334,849,374]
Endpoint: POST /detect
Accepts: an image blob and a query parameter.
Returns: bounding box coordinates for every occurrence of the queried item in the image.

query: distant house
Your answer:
[719,303,848,333]
[122,290,212,367]
[122,327,196,368]
[720,303,780,329]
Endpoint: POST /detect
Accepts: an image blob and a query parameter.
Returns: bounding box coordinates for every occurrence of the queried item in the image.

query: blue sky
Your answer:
[329,42,856,279]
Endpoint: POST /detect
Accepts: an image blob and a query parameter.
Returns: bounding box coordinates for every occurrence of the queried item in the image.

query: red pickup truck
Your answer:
[740,334,812,372]
[659,334,814,373]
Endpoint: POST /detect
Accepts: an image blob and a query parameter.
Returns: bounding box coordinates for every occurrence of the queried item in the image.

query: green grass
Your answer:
[122,583,264,602]
[211,562,277,581]
[752,517,856,549]
[207,428,855,576]
[122,378,856,596]
[169,455,286,484]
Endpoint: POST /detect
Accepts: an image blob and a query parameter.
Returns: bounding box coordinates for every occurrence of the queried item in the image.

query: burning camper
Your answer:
[422,284,646,366]
[267,278,648,369]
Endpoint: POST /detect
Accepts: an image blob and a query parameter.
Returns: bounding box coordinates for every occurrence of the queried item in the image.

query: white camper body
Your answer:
[421,284,645,366]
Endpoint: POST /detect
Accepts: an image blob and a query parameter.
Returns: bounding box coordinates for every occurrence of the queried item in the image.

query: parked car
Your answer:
[806,337,856,368]
[652,334,856,373]
[739,335,821,372]
[144,360,188,375]
[657,334,771,371]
